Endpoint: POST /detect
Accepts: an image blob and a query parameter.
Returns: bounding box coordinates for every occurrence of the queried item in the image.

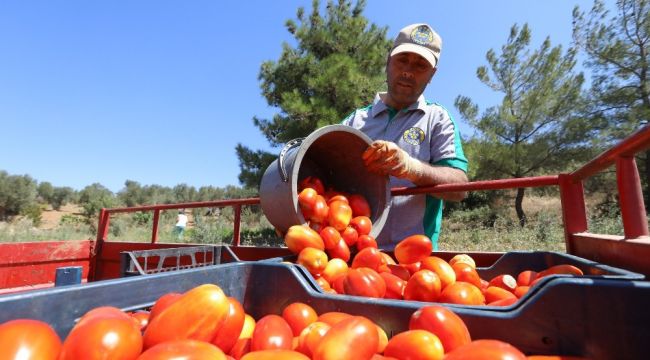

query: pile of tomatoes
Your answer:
[287,176,585,306]
[0,281,585,359]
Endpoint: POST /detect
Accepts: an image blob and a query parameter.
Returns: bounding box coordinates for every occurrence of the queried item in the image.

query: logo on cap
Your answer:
[403,127,426,145]
[410,25,434,46]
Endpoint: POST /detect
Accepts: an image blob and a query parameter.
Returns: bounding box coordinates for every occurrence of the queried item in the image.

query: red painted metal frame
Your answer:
[89,125,650,280]
[0,240,92,294]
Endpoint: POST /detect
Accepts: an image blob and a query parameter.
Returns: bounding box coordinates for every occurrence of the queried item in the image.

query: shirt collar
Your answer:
[370,92,427,118]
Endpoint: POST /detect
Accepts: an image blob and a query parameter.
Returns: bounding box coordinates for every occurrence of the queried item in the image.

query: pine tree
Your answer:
[455,24,590,226]
[573,0,650,203]
[236,0,391,188]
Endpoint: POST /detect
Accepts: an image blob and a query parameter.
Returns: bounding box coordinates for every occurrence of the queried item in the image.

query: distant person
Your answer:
[174,209,188,240]
[342,23,469,250]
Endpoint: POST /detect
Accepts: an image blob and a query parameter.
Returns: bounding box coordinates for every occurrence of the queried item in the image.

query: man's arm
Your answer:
[404,162,468,201]
[362,140,468,201]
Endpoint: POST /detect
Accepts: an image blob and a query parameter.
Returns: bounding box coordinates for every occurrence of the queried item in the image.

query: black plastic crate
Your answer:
[120,245,240,276]
[474,251,644,280]
[264,250,644,284]
[0,262,648,359]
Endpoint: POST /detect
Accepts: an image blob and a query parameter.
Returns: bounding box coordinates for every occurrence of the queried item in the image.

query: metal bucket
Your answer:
[260,125,391,238]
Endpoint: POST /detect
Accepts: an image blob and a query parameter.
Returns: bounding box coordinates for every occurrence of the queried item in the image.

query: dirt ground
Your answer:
[39,204,84,229]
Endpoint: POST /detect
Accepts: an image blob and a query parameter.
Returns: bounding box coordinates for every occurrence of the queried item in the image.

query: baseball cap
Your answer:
[390,23,442,69]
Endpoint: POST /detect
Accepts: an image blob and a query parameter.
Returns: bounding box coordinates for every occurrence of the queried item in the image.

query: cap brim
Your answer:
[390,43,438,68]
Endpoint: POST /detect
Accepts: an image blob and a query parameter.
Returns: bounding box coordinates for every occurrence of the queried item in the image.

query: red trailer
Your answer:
[1,126,649,359]
[2,125,648,292]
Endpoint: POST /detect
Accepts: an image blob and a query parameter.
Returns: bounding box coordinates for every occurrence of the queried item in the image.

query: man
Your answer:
[174,209,188,240]
[342,23,468,250]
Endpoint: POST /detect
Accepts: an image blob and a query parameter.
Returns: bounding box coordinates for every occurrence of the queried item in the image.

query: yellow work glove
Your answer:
[361,140,425,182]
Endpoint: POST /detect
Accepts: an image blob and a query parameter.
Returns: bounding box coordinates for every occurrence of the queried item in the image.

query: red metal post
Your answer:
[616,157,649,239]
[90,209,111,281]
[151,209,160,243]
[558,174,588,254]
[233,204,242,247]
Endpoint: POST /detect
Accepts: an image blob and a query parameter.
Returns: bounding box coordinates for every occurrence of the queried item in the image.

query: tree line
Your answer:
[0,171,256,225]
[236,0,650,226]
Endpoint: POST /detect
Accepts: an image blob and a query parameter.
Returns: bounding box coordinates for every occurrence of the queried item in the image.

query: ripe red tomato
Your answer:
[348,194,371,217]
[449,254,476,269]
[250,315,293,351]
[297,247,329,277]
[282,302,318,337]
[319,226,342,250]
[230,338,251,359]
[384,330,444,360]
[149,292,182,320]
[0,319,62,360]
[298,188,319,220]
[143,284,230,348]
[538,264,584,277]
[380,252,397,265]
[315,276,332,291]
[489,274,517,292]
[514,286,530,298]
[487,297,518,307]
[310,195,329,223]
[379,271,406,299]
[409,305,471,353]
[371,355,399,360]
[296,321,330,357]
[77,306,134,327]
[420,256,457,290]
[444,339,526,360]
[330,274,347,294]
[312,316,378,360]
[327,194,350,205]
[299,176,325,195]
[212,297,246,354]
[59,316,143,360]
[327,239,351,262]
[402,261,422,276]
[138,339,226,359]
[351,247,389,273]
[349,216,372,236]
[343,267,387,298]
[340,226,359,247]
[451,262,483,288]
[484,286,517,304]
[438,282,485,306]
[394,235,433,264]
[386,264,411,281]
[321,258,349,284]
[516,270,538,287]
[316,312,352,326]
[130,311,150,331]
[328,200,352,231]
[241,349,310,360]
[403,269,442,302]
[284,225,325,254]
[356,235,378,250]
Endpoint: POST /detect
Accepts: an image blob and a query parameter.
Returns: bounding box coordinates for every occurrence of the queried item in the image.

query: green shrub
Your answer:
[60,214,85,226]
[20,203,43,227]
[132,212,153,225]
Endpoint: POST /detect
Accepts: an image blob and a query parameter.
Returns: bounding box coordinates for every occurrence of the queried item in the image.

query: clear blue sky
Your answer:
[0,1,606,193]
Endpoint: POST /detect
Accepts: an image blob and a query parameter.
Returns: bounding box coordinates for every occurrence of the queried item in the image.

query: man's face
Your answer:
[385,52,436,109]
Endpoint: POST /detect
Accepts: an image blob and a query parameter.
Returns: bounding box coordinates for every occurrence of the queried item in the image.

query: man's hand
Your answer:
[362,140,425,181]
[362,140,468,201]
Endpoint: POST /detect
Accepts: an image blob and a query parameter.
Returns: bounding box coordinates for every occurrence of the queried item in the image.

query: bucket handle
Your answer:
[278,138,304,182]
